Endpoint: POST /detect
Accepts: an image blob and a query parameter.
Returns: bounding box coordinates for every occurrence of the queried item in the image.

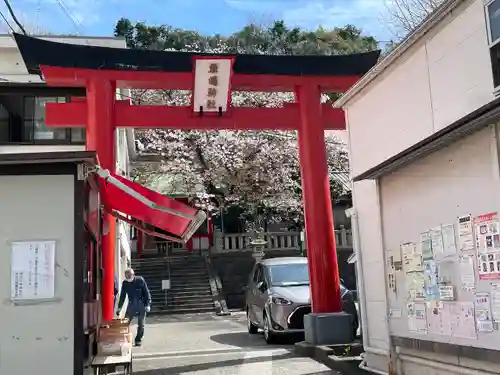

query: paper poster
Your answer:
[474,212,500,255]
[388,272,397,295]
[459,255,476,290]
[439,285,454,300]
[390,308,402,318]
[474,212,500,280]
[474,293,494,332]
[430,227,444,260]
[477,252,500,280]
[10,241,56,300]
[420,231,433,260]
[427,305,452,335]
[408,302,427,333]
[491,284,500,322]
[439,303,453,336]
[402,242,422,272]
[441,224,457,256]
[423,260,440,301]
[450,302,476,339]
[458,214,474,251]
[405,271,425,301]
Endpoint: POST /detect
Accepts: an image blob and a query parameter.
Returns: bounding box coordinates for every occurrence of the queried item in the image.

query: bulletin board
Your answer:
[379,127,500,350]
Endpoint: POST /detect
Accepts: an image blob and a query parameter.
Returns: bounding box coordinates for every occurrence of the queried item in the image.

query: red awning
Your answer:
[94,167,206,243]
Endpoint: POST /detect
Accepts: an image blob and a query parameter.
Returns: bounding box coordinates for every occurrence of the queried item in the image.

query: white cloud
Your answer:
[225,0,391,39]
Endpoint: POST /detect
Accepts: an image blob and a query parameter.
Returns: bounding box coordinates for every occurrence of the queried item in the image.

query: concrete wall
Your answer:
[0,174,75,374]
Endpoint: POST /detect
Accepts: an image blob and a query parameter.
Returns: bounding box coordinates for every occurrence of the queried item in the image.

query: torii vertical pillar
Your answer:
[87,79,117,322]
[296,84,353,344]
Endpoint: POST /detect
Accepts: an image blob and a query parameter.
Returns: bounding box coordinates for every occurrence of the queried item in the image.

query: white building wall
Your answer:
[0,34,125,82]
[0,34,132,288]
[344,0,497,372]
[346,0,494,178]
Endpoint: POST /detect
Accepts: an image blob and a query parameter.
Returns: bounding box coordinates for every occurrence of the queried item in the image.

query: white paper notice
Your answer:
[430,227,444,260]
[450,302,476,339]
[474,293,494,332]
[440,303,453,336]
[459,255,476,290]
[405,271,425,301]
[407,302,427,333]
[402,242,422,272]
[491,284,500,322]
[10,240,56,300]
[458,214,474,251]
[421,231,433,260]
[441,224,457,256]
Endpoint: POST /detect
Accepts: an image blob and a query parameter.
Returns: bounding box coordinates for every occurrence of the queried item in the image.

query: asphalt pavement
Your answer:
[129,311,341,375]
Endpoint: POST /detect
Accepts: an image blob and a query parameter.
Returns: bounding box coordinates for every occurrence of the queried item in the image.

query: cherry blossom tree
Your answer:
[121,23,357,227]
[132,87,349,228]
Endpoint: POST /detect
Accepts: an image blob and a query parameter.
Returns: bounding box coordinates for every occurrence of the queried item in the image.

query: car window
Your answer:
[269,263,309,286]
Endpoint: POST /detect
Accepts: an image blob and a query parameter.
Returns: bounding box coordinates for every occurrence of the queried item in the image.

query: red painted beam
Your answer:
[45,101,346,130]
[40,66,360,93]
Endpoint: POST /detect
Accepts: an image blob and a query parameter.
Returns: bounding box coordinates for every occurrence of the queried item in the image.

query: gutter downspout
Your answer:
[346,207,390,364]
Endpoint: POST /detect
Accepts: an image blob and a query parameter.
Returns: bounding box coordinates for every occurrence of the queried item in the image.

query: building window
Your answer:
[23,96,85,144]
[487,0,500,88]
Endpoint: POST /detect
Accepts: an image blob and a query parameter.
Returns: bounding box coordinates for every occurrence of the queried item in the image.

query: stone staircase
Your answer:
[130,256,170,314]
[166,250,215,314]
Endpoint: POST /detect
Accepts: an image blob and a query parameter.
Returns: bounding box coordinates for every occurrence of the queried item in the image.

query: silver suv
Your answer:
[245,257,359,343]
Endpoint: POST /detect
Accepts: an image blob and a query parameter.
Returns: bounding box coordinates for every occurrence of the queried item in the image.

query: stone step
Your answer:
[168,258,205,263]
[170,268,207,273]
[169,264,206,269]
[169,291,211,297]
[150,306,215,315]
[167,301,214,309]
[169,283,211,289]
[167,289,213,296]
[171,273,209,279]
[167,296,214,304]
[132,260,169,265]
[171,282,210,288]
[172,279,210,285]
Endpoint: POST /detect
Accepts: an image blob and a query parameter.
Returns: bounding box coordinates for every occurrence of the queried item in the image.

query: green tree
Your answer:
[114,18,378,54]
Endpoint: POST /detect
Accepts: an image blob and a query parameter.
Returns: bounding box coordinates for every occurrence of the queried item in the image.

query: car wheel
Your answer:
[263,313,275,344]
[247,309,258,334]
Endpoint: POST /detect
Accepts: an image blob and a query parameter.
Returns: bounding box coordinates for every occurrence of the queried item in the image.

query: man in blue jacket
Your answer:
[116,268,152,346]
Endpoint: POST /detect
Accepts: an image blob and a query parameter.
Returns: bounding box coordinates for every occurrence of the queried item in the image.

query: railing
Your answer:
[213,227,352,253]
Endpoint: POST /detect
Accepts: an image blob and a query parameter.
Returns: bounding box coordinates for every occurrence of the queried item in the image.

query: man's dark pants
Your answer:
[126,304,147,343]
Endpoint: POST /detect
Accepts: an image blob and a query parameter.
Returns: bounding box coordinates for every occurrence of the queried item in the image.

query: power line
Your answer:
[54,0,84,33]
[2,0,26,34]
[0,9,14,33]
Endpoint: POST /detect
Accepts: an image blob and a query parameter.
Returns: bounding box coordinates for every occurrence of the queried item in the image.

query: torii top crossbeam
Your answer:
[15,33,379,91]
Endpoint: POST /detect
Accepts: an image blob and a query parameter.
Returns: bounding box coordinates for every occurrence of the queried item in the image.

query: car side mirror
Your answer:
[257,281,266,292]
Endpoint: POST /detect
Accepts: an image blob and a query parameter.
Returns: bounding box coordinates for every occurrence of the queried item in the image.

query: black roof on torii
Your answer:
[13,33,381,77]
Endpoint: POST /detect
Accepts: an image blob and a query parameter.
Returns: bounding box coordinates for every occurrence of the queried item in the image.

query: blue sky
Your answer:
[0,0,392,42]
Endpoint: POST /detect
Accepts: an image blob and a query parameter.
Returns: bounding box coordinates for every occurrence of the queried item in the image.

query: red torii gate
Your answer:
[14,34,379,340]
